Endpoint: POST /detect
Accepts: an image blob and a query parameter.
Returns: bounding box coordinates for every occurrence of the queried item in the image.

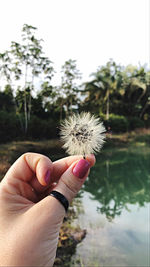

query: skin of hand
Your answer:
[0,153,95,267]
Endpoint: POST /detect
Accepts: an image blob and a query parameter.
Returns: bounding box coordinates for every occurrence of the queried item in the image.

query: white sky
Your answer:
[0,0,149,84]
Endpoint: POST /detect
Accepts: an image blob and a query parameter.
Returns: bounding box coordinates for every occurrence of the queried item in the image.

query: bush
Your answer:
[0,112,59,143]
[0,111,22,142]
[128,117,145,130]
[100,113,147,132]
[109,114,128,132]
[28,116,58,139]
[100,113,128,133]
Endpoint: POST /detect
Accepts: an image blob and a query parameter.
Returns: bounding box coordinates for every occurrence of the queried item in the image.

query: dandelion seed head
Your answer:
[60,112,106,155]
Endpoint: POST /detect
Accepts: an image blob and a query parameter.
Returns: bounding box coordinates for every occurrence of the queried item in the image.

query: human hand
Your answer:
[0,153,95,266]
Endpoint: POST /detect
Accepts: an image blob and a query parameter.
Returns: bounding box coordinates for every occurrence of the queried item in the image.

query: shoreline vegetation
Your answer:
[0,128,150,180]
[0,129,150,265]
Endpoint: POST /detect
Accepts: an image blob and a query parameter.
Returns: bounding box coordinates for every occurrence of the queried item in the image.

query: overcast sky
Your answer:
[0,0,149,83]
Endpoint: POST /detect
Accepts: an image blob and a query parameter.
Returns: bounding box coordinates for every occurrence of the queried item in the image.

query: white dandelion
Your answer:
[60,112,106,156]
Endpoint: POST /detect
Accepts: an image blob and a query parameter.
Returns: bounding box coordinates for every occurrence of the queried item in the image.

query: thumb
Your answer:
[34,156,95,222]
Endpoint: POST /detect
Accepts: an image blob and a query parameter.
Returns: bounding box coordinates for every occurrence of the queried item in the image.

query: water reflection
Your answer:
[84,146,150,220]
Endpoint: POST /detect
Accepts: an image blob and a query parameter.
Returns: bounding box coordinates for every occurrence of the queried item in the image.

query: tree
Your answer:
[83,61,150,124]
[37,82,59,119]
[83,60,121,119]
[140,71,150,120]
[114,65,149,120]
[60,59,81,117]
[0,24,54,134]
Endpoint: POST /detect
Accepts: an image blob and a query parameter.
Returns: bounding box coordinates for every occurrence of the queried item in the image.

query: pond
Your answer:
[71,145,150,266]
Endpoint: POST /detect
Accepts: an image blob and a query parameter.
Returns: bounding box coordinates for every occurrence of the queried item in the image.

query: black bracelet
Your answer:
[49,190,69,212]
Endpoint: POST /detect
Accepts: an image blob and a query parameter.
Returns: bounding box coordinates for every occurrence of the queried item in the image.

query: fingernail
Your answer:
[73,159,90,179]
[44,170,51,184]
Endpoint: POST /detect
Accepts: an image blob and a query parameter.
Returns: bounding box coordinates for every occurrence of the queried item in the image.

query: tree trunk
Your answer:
[28,89,32,121]
[24,64,28,134]
[28,62,35,121]
[28,79,34,122]
[140,101,148,118]
[106,89,109,120]
[70,97,72,115]
[60,99,64,121]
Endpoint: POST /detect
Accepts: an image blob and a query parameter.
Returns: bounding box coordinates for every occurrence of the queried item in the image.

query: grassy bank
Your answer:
[105,128,150,147]
[0,139,65,180]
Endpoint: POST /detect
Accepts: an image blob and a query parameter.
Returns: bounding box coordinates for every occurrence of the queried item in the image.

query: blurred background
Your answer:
[0,0,149,266]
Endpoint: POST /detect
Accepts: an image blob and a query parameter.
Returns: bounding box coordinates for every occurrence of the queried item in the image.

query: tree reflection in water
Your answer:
[84,147,150,220]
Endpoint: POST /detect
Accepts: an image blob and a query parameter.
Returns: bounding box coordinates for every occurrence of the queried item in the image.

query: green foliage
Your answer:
[0,111,22,142]
[0,85,15,112]
[101,113,128,132]
[83,60,150,122]
[60,59,81,116]
[0,24,54,134]
[102,114,145,132]
[128,117,145,130]
[28,116,58,139]
[134,133,150,144]
[108,114,128,132]
[0,111,59,143]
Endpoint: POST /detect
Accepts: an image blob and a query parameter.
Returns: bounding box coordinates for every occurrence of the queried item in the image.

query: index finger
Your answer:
[3,152,53,186]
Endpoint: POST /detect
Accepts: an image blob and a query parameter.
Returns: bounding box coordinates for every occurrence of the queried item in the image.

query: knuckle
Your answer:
[21,152,30,158]
[61,177,81,195]
[42,155,52,163]
[22,152,51,164]
[21,152,33,160]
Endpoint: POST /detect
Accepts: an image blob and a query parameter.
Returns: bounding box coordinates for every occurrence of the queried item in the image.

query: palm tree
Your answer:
[84,60,121,119]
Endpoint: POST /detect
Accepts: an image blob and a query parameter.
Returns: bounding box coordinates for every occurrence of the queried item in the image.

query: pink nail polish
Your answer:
[73,159,90,179]
[44,170,51,184]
